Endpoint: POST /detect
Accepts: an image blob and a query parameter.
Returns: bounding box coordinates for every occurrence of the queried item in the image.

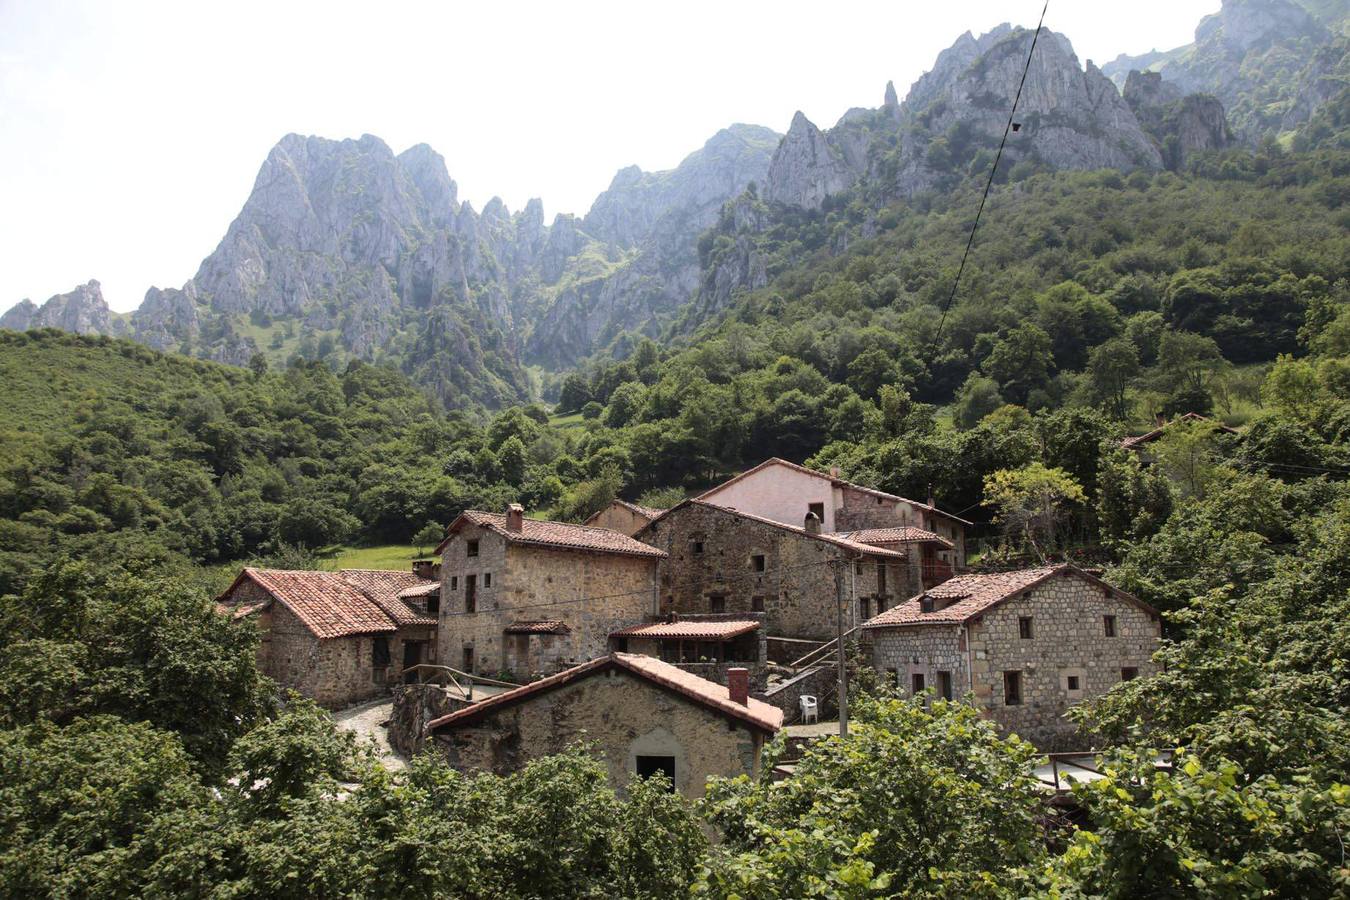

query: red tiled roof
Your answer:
[435,511,668,559]
[504,620,571,635]
[862,564,1156,629]
[427,653,782,734]
[641,500,907,559]
[338,569,438,627]
[835,526,954,549]
[397,581,441,599]
[611,619,761,640]
[217,599,269,620]
[222,568,397,639]
[693,457,973,525]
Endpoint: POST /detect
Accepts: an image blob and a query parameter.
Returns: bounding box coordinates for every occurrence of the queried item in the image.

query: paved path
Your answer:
[334,698,407,771]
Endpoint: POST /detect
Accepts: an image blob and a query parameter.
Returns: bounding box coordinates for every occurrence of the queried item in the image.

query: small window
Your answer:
[938,670,953,700]
[1121,667,1138,682]
[462,646,474,672]
[859,597,871,620]
[427,593,440,615]
[1103,615,1117,637]
[1004,671,1022,705]
[1066,674,1081,691]
[692,540,705,555]
[808,502,825,521]
[911,672,925,696]
[635,755,676,791]
[751,596,765,612]
[450,575,458,591]
[483,573,492,588]
[709,595,726,614]
[751,554,766,572]
[466,540,479,558]
[855,560,864,575]
[1018,617,1034,639]
[372,636,390,668]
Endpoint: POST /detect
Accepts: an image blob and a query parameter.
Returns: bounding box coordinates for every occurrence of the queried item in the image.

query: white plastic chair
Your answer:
[799,695,819,724]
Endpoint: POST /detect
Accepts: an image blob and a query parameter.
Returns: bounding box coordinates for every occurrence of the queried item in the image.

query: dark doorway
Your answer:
[465,574,477,612]
[402,641,423,683]
[635,755,676,790]
[462,646,474,673]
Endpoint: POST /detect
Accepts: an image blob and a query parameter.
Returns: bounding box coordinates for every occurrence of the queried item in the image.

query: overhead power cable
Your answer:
[927,0,1050,361]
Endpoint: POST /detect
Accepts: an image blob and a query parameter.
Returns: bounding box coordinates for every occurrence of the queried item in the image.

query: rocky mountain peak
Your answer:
[763,111,856,209]
[883,80,900,109]
[1,280,112,335]
[1196,0,1327,54]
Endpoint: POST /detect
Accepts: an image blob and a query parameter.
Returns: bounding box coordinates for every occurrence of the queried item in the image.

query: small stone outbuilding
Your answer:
[427,653,782,798]
[863,564,1161,748]
[435,505,666,680]
[217,566,439,709]
[584,499,667,537]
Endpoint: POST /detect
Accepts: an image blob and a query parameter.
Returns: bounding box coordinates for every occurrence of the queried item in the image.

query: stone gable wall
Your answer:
[868,573,1160,748]
[971,575,1159,747]
[437,525,658,680]
[639,504,901,641]
[432,668,766,798]
[587,503,654,537]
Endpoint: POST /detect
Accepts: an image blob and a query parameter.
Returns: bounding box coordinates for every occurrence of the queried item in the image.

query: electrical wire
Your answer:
[926,0,1050,362]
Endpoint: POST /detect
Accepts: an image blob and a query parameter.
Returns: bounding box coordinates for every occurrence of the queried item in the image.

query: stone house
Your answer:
[217,566,439,709]
[693,457,971,572]
[863,564,1161,748]
[635,499,911,643]
[427,653,782,798]
[584,499,667,536]
[434,504,666,680]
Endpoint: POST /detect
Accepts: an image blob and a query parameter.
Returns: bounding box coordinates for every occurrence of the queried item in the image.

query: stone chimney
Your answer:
[727,667,749,706]
[829,466,840,478]
[804,511,821,535]
[927,482,935,508]
[505,503,524,533]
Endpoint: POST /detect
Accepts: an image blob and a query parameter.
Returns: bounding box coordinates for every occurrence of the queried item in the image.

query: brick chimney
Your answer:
[804,511,821,535]
[505,503,524,533]
[727,667,749,706]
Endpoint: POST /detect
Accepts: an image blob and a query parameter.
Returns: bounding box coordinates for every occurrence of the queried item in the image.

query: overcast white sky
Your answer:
[0,0,1218,312]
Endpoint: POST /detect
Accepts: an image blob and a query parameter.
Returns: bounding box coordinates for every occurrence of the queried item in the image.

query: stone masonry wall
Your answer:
[437,524,658,680]
[869,625,969,701]
[433,668,767,799]
[639,504,899,642]
[222,578,393,709]
[587,503,654,537]
[971,575,1160,748]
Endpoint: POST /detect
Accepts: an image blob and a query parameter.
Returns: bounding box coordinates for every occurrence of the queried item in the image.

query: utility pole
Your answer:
[834,557,850,738]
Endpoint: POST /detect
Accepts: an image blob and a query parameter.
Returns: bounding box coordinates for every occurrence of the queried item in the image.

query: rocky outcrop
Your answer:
[2,281,113,335]
[1125,71,1234,169]
[1102,0,1339,139]
[763,112,859,209]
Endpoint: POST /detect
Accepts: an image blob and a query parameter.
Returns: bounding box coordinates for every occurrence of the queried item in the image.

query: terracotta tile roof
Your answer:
[222,568,397,639]
[427,653,782,735]
[504,620,571,635]
[693,457,973,525]
[835,526,954,549]
[641,500,906,559]
[397,581,441,599]
[338,569,438,627]
[217,599,269,620]
[435,511,668,559]
[1121,413,1240,450]
[584,499,667,526]
[611,619,761,640]
[862,564,1156,629]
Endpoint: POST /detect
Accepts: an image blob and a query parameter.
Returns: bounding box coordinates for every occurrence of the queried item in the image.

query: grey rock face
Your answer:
[764,112,859,209]
[2,281,113,335]
[0,299,37,332]
[1103,0,1339,139]
[1125,71,1234,169]
[130,284,200,351]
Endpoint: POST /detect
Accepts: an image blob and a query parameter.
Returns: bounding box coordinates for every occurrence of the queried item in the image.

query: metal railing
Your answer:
[787,626,861,670]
